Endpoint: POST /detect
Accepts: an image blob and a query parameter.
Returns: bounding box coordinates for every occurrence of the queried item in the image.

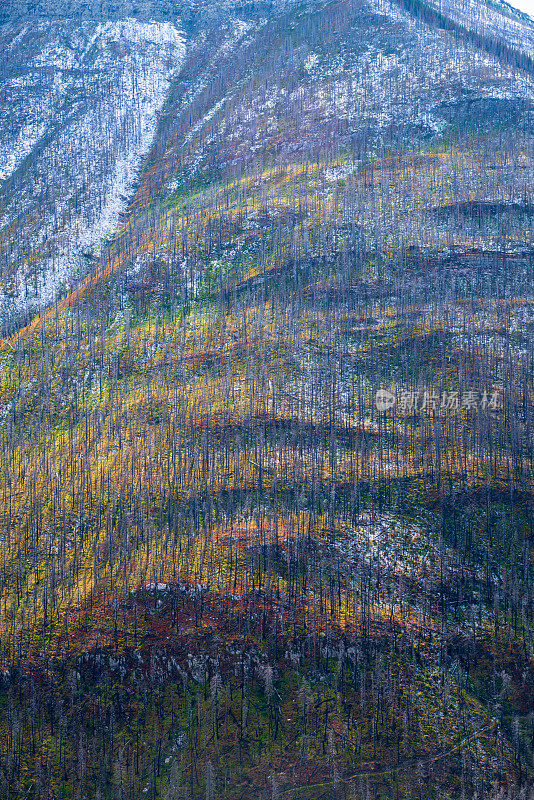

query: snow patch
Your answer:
[0,18,187,319]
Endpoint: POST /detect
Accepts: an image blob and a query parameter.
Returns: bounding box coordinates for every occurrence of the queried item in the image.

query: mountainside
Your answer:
[0,17,186,326]
[0,1,533,799]
[5,0,534,329]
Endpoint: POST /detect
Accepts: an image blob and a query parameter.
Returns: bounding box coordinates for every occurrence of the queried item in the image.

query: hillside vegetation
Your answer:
[0,0,533,798]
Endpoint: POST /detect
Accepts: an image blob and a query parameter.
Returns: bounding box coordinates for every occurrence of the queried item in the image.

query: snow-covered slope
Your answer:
[422,0,534,62]
[116,0,534,287]
[3,0,534,328]
[0,18,186,323]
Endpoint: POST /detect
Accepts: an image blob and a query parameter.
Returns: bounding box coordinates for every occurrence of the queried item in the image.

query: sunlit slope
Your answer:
[0,248,532,797]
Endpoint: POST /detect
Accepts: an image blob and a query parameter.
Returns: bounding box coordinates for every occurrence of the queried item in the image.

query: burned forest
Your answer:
[0,0,534,797]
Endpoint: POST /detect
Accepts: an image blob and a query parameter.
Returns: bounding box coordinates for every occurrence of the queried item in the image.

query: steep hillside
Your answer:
[0,1,533,799]
[0,17,186,328]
